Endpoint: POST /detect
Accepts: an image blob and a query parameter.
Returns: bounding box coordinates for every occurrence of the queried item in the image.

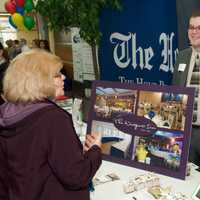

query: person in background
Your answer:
[0,42,9,104]
[31,38,40,49]
[20,38,30,52]
[39,39,50,51]
[5,39,15,60]
[172,10,200,166]
[12,39,22,59]
[0,49,102,200]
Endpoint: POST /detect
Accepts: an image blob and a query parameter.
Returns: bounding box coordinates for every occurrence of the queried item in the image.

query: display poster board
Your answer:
[87,81,195,180]
[99,0,178,85]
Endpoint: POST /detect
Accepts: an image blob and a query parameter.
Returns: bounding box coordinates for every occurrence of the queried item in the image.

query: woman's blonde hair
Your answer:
[3,49,62,103]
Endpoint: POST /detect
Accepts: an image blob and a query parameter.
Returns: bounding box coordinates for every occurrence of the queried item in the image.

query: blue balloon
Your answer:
[16,6,24,15]
[9,16,17,29]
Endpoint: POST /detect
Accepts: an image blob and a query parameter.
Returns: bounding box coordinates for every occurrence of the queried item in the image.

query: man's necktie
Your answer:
[189,54,200,124]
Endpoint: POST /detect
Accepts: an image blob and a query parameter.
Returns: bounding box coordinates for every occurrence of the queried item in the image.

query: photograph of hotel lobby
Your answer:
[94,87,137,120]
[137,91,188,131]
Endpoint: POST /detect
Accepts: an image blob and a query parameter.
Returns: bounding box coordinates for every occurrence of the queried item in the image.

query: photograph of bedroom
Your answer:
[94,87,137,119]
[91,120,132,159]
[137,91,188,131]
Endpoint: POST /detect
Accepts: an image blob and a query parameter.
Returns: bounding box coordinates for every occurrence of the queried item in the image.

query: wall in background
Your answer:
[0,0,6,12]
[17,29,38,46]
[53,31,73,79]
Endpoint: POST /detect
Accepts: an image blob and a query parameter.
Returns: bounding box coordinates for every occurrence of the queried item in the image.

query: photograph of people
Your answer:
[0,50,102,200]
[137,91,188,131]
[132,130,183,171]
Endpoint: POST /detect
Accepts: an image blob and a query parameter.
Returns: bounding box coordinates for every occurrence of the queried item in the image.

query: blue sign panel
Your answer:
[99,0,178,85]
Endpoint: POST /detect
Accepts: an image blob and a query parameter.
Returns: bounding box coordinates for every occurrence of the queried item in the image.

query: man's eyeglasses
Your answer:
[188,25,200,31]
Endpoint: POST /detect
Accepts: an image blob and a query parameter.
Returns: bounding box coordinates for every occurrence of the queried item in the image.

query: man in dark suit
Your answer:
[173,10,200,166]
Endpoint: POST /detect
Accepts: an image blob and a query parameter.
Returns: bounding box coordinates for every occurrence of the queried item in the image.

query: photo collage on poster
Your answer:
[87,81,195,180]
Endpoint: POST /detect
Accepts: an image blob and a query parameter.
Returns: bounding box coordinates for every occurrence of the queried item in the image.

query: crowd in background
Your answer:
[5,38,50,61]
[0,38,50,104]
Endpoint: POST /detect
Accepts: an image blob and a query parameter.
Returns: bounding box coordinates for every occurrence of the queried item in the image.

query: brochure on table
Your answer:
[193,182,200,200]
[87,81,195,180]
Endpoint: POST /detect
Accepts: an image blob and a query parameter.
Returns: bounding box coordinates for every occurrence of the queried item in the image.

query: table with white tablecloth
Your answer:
[91,160,200,200]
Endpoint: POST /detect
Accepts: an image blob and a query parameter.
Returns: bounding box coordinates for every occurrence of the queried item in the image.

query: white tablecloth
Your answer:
[91,160,200,200]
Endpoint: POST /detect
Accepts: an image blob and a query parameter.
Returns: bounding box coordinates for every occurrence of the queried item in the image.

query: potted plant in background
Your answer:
[35,0,122,81]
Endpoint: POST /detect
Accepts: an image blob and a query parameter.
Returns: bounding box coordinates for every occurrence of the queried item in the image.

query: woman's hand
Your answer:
[84,133,102,152]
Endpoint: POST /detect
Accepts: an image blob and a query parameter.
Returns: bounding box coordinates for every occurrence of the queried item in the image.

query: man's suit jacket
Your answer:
[172,47,192,86]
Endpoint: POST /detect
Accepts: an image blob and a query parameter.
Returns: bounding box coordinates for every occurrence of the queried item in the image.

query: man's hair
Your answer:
[5,39,13,47]
[20,38,27,45]
[191,10,200,18]
[0,42,9,61]
[14,40,19,45]
[3,49,63,103]
[0,42,4,50]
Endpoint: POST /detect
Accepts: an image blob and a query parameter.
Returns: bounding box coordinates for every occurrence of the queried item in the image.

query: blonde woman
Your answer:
[0,50,101,200]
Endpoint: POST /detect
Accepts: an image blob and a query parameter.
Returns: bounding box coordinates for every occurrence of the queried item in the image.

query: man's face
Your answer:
[188,16,200,49]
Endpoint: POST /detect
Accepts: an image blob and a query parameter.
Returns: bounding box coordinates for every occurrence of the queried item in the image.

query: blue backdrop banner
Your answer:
[99,0,178,85]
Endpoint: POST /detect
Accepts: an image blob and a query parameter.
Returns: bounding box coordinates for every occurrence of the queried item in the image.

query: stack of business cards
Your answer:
[123,173,160,194]
[93,173,120,186]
